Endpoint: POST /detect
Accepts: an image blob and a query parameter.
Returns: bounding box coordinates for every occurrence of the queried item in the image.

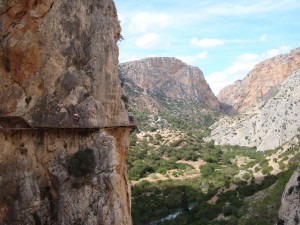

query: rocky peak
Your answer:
[210,69,300,151]
[119,57,220,111]
[218,48,300,114]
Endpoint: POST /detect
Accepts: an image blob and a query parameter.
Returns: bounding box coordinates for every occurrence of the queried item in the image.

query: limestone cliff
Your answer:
[118,57,221,127]
[278,167,300,225]
[210,69,300,151]
[218,48,300,114]
[0,1,132,225]
[119,57,220,111]
[0,0,128,128]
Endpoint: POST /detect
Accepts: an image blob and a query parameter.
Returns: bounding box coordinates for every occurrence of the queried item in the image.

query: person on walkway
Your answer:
[72,114,80,126]
[128,115,134,124]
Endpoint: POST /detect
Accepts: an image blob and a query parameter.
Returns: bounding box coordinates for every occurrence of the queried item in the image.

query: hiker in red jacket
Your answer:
[72,114,80,126]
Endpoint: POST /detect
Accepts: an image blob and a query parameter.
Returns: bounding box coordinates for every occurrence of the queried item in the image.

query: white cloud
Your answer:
[190,35,267,48]
[206,46,291,94]
[237,53,260,61]
[177,51,208,65]
[197,51,208,59]
[128,12,173,33]
[135,33,168,49]
[266,45,291,57]
[118,13,126,24]
[266,49,281,57]
[280,45,291,51]
[177,56,196,65]
[147,54,158,58]
[118,53,141,63]
[204,1,300,16]
[191,38,224,48]
[206,72,232,96]
[260,34,267,41]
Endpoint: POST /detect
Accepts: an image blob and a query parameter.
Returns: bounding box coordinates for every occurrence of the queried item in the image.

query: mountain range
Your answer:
[2,1,299,224]
[120,48,300,152]
[120,47,300,224]
[211,48,300,151]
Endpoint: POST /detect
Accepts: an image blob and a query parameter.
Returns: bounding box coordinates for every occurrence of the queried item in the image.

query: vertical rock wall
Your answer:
[119,57,220,111]
[278,167,300,225]
[0,0,128,127]
[0,0,132,224]
[0,129,132,225]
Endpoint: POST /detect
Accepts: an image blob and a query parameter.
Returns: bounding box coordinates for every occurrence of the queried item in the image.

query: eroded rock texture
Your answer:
[0,129,131,225]
[0,0,128,128]
[218,48,300,114]
[0,0,132,224]
[278,167,300,225]
[210,69,300,151]
[119,57,220,111]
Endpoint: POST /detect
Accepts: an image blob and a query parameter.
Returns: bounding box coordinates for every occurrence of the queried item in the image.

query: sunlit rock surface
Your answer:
[0,0,128,128]
[119,57,220,111]
[210,69,300,151]
[218,48,300,114]
[0,0,132,224]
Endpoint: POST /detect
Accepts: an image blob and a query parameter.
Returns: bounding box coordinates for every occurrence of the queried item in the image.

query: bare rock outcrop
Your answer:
[119,57,220,111]
[0,1,132,225]
[218,48,300,114]
[278,167,300,225]
[0,0,128,128]
[0,129,132,225]
[210,69,300,151]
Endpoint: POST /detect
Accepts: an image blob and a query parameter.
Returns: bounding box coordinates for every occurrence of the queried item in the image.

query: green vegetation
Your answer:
[127,128,207,180]
[125,92,300,225]
[68,148,95,177]
[140,168,296,225]
[129,130,300,225]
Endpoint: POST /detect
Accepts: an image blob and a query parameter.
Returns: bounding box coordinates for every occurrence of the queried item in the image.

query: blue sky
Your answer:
[114,0,300,94]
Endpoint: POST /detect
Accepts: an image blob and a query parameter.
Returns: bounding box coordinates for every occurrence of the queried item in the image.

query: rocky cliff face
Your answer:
[210,69,300,151]
[0,1,132,225]
[119,57,221,127]
[0,0,128,128]
[278,167,300,225]
[119,57,220,111]
[0,129,131,225]
[218,48,300,114]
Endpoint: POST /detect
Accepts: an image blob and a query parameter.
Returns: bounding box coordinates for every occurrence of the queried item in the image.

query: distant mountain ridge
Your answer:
[210,47,300,151]
[218,48,300,114]
[119,57,220,111]
[119,57,221,127]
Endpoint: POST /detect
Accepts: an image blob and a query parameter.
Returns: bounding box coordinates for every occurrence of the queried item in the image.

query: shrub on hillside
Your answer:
[223,205,238,217]
[261,166,273,175]
[200,163,218,178]
[242,172,251,180]
[68,148,95,177]
[128,161,155,180]
[254,166,260,172]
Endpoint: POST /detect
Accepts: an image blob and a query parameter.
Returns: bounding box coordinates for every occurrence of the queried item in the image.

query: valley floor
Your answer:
[128,123,300,225]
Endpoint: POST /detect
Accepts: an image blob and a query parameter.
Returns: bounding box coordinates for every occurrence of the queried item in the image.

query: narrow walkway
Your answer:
[0,116,137,131]
[0,124,137,131]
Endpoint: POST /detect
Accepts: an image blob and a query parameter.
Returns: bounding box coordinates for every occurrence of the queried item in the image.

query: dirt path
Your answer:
[176,159,206,171]
[131,170,200,185]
